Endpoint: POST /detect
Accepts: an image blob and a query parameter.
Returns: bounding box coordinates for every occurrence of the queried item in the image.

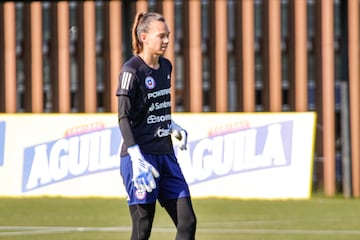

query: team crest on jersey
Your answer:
[135,189,146,200]
[145,76,156,89]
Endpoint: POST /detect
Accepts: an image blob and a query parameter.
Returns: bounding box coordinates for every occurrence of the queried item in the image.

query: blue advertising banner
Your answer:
[0,122,5,167]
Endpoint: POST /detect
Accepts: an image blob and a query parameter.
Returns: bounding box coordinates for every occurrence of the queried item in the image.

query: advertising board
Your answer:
[0,113,316,199]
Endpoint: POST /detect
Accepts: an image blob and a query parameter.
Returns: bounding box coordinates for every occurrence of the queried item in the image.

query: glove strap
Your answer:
[171,120,183,132]
[127,144,141,157]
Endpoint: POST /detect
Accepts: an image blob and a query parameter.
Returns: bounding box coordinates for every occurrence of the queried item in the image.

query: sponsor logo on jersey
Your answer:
[154,126,171,137]
[0,122,5,167]
[147,114,171,124]
[147,88,171,99]
[145,76,156,89]
[22,127,122,193]
[149,101,171,112]
[176,121,293,185]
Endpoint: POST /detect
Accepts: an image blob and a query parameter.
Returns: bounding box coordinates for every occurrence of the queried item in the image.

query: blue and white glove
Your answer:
[127,145,160,192]
[171,120,188,150]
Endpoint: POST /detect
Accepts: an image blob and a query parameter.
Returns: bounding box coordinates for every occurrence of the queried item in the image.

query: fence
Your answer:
[1,0,360,197]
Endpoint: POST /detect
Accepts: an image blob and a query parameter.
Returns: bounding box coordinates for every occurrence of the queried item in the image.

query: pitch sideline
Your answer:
[1,226,360,237]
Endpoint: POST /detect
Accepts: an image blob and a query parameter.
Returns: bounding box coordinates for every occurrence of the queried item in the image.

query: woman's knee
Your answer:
[130,204,155,240]
[177,198,197,238]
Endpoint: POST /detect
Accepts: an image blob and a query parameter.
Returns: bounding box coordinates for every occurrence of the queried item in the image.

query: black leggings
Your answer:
[129,197,197,240]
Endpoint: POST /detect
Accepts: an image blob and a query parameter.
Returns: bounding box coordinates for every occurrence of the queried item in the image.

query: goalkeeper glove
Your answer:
[171,120,188,150]
[127,144,160,192]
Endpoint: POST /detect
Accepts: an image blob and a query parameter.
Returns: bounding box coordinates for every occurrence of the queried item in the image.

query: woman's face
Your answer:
[141,20,170,56]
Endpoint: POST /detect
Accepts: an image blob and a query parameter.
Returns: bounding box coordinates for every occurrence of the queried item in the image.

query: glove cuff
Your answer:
[171,120,184,132]
[127,144,141,155]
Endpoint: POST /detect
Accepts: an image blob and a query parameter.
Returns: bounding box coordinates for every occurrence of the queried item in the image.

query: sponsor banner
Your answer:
[0,113,316,199]
[0,122,5,167]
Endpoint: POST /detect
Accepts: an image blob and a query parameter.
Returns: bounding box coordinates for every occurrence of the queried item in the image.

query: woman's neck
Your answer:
[138,53,160,69]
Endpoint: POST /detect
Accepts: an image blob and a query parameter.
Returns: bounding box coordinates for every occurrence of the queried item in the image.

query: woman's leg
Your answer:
[162,197,197,240]
[121,155,159,240]
[129,203,156,240]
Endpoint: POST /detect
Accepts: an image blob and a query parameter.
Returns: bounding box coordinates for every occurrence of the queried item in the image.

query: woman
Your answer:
[116,12,197,240]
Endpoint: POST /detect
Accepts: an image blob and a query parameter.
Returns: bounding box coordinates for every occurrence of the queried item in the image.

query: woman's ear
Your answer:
[139,32,148,45]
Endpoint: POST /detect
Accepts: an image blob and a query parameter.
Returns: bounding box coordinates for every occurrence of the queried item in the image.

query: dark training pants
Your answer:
[129,197,197,240]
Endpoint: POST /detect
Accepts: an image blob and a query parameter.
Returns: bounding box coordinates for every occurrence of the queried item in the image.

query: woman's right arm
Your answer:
[118,95,136,149]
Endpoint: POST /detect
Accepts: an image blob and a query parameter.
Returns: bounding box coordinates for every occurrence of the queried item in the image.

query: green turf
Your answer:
[1,197,360,239]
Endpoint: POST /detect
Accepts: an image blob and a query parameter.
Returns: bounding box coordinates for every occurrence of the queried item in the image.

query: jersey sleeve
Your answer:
[116,68,137,150]
[115,70,136,97]
[117,95,136,149]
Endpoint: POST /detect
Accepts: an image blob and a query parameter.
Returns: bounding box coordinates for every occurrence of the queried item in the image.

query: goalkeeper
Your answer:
[115,12,196,240]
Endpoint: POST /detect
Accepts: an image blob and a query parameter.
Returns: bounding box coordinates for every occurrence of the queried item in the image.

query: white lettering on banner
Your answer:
[25,129,120,191]
[178,122,292,184]
[147,114,171,124]
[192,138,212,181]
[29,145,52,186]
[213,135,235,175]
[147,88,171,99]
[262,124,287,165]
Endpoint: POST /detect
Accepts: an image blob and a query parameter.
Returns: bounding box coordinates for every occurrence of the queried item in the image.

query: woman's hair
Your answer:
[131,12,166,55]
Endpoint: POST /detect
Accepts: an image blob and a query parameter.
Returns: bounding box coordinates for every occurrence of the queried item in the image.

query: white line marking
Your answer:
[0,226,132,236]
[1,226,360,236]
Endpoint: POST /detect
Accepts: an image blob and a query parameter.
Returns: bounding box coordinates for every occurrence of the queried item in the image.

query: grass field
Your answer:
[1,196,360,240]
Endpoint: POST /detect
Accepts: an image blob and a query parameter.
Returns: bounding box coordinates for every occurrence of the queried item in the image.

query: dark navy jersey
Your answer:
[116,55,174,155]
